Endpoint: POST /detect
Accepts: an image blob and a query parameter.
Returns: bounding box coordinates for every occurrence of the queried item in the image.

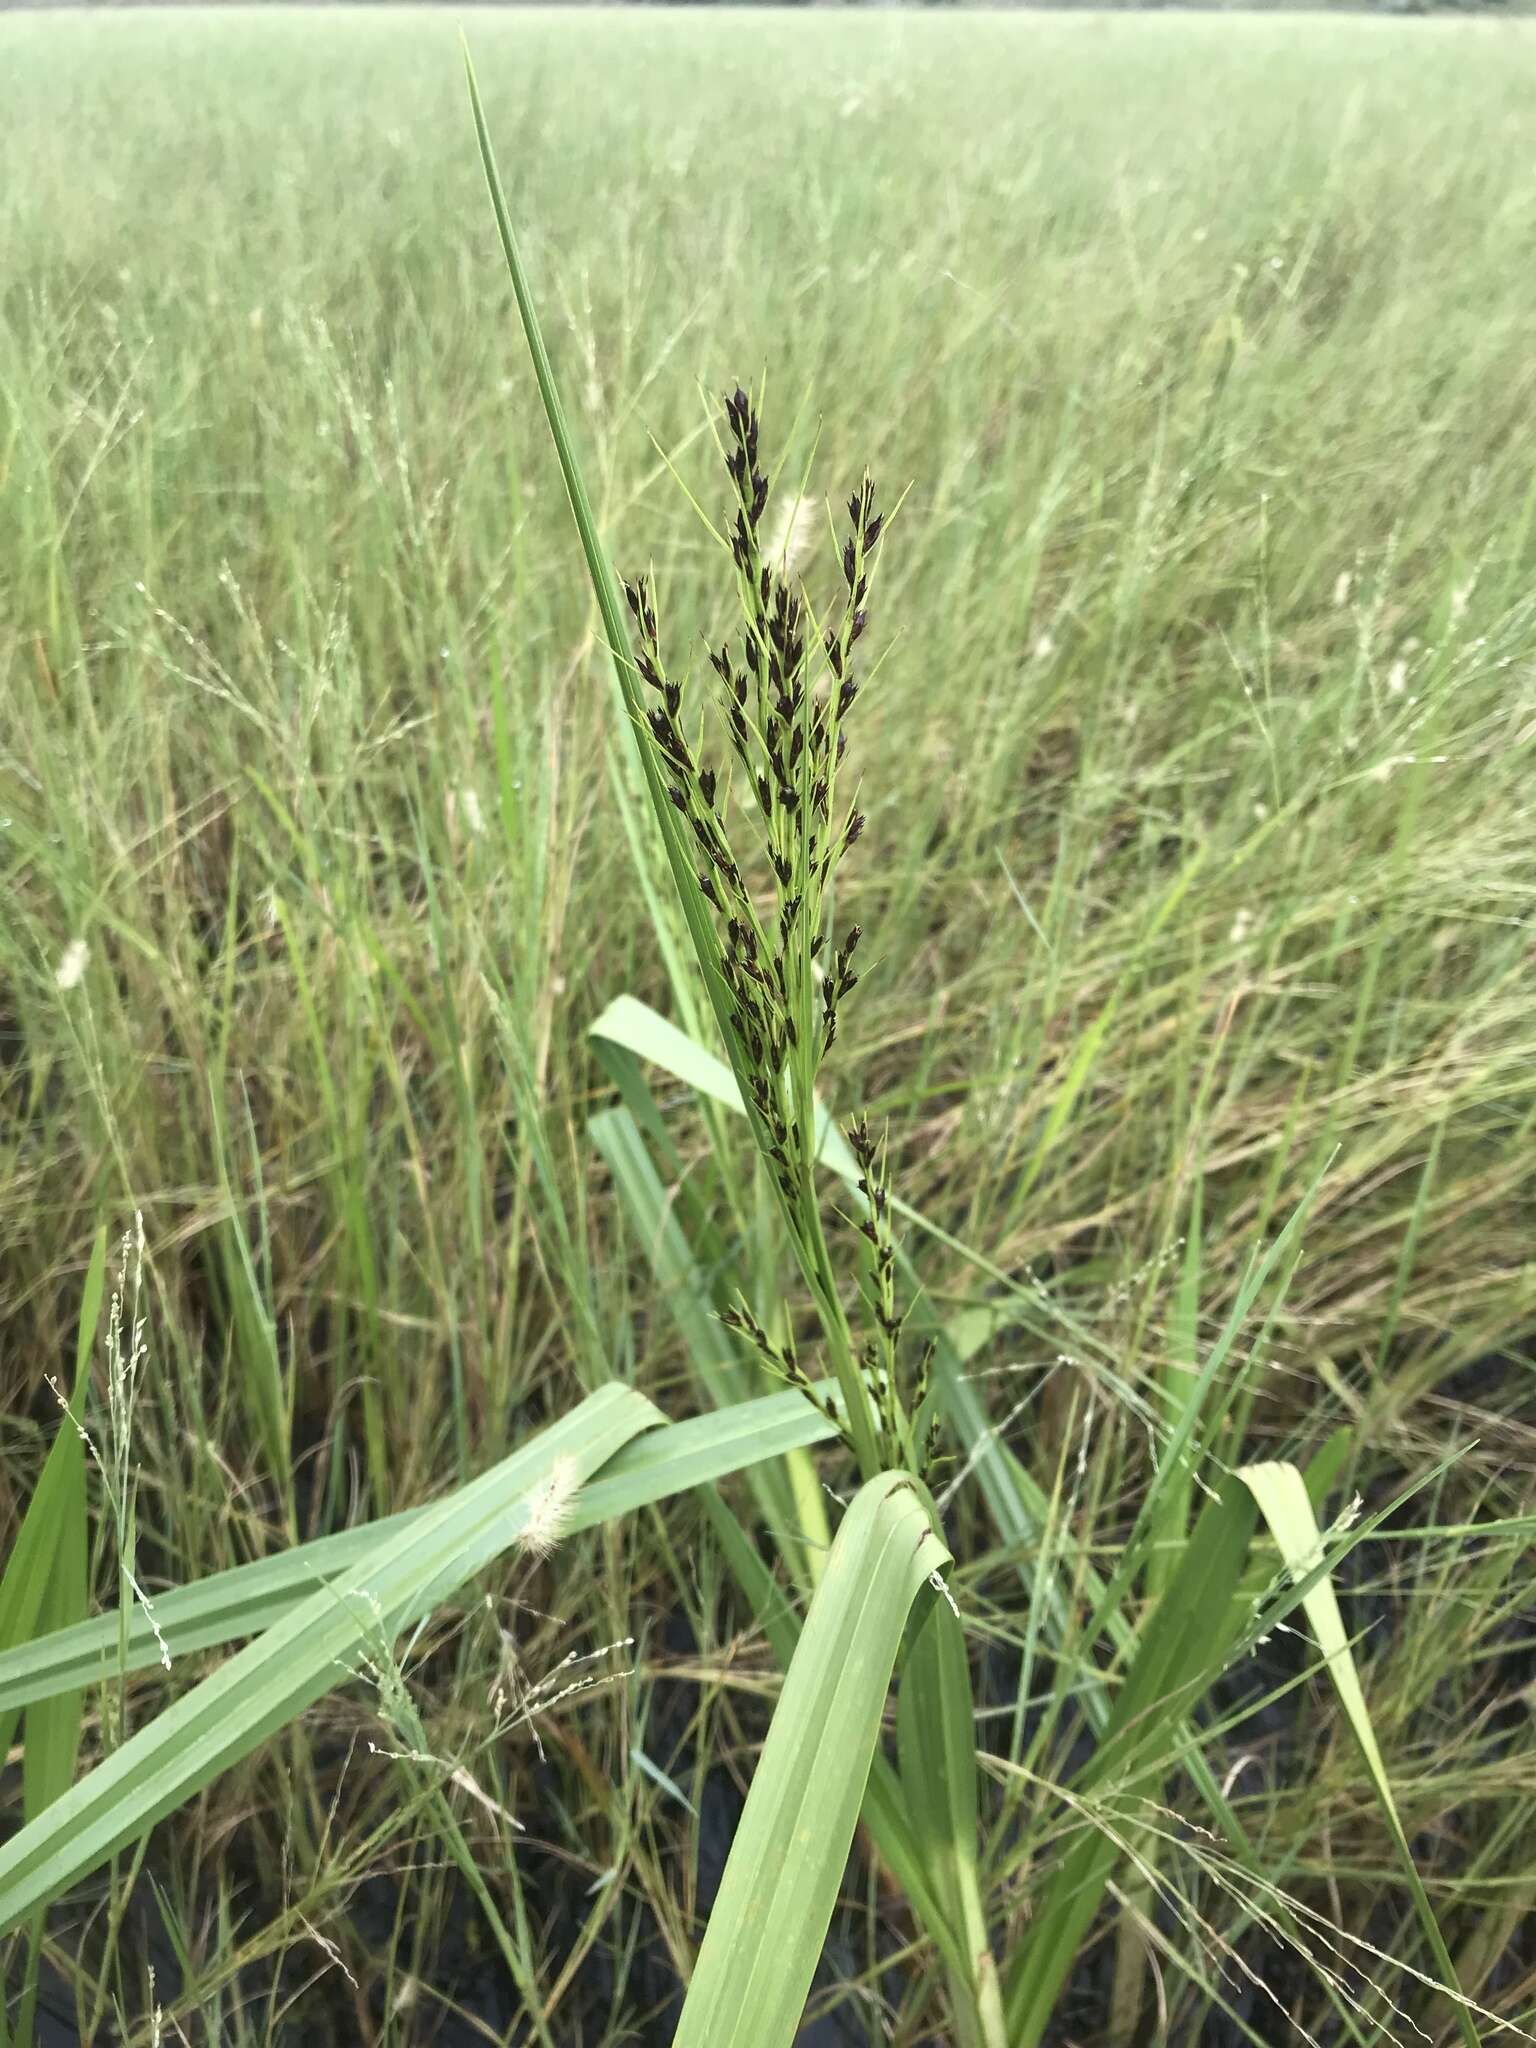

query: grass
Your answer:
[3,6,1536,2042]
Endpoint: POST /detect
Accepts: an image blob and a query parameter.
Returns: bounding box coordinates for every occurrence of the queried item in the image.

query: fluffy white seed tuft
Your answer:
[519,1456,579,1561]
[763,493,821,579]
[54,938,89,991]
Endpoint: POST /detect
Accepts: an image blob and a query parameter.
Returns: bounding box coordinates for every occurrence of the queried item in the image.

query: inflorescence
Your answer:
[622,388,938,1476]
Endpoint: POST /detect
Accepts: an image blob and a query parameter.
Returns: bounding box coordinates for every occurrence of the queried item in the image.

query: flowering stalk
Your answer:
[624,388,923,1482]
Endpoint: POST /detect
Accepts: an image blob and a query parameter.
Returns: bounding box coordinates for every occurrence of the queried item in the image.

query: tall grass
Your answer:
[2,8,1535,2042]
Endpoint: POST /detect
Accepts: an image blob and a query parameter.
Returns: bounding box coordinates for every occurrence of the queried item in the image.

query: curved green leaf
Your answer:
[675,1472,950,2048]
[1237,1461,1480,2048]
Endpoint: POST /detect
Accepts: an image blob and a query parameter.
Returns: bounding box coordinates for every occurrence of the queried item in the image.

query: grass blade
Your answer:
[5,1234,100,2048]
[898,1584,1006,2048]
[0,1226,106,1765]
[463,49,742,1095]
[674,1473,950,2047]
[1236,1461,1480,2048]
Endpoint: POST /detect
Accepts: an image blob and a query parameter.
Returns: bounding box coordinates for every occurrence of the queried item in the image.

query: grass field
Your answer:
[3,7,1536,2043]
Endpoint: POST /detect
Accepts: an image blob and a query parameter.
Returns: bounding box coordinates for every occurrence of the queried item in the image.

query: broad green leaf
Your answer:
[0,1385,657,1936]
[699,1481,967,1977]
[0,1389,838,1719]
[1236,1461,1480,2048]
[592,1074,968,1979]
[675,1473,950,2048]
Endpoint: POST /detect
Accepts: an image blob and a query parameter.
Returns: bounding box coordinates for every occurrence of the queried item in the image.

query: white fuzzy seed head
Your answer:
[763,494,821,579]
[54,938,89,991]
[520,1457,579,1561]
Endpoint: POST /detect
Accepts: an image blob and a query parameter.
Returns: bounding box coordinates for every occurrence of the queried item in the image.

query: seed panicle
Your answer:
[623,389,924,1476]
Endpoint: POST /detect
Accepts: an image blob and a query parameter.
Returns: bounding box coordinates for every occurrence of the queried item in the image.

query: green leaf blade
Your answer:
[675,1473,949,2048]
